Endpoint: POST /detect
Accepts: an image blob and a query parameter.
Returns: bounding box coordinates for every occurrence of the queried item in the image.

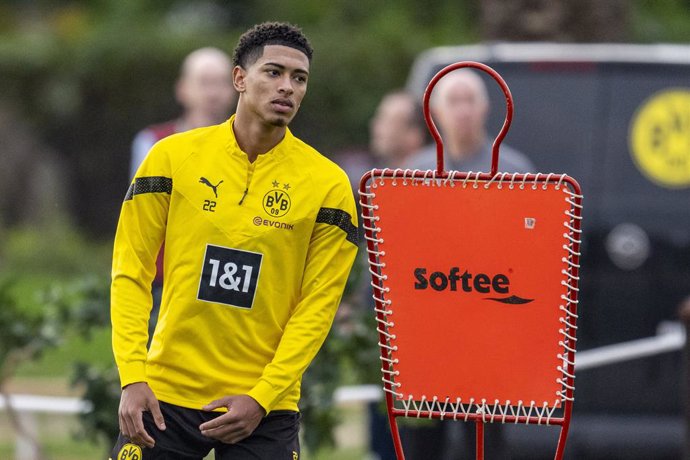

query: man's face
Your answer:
[234,45,310,127]
[370,95,417,158]
[434,74,488,142]
[177,56,235,121]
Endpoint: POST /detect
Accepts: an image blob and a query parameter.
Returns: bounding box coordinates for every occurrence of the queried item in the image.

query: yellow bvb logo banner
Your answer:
[629,89,690,188]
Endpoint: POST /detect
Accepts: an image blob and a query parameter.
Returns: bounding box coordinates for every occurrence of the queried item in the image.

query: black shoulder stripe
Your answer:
[316,207,359,245]
[124,176,172,201]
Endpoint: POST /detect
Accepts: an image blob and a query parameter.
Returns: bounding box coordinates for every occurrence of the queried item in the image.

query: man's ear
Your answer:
[233,66,246,93]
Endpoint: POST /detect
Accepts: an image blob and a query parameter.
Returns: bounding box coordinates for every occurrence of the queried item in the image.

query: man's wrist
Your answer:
[122,381,147,390]
[246,394,267,416]
[247,381,274,414]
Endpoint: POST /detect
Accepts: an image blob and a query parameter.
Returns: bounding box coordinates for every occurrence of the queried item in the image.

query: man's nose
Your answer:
[278,76,294,95]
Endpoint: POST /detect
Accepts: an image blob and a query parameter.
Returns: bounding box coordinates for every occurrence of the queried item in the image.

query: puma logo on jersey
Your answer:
[199,177,223,198]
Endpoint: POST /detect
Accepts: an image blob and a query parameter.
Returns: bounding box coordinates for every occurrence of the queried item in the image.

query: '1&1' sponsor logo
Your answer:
[198,244,262,309]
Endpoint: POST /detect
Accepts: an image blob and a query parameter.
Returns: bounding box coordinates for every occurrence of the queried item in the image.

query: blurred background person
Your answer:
[129,46,237,343]
[334,89,428,194]
[409,68,532,174]
[130,46,237,178]
[368,90,428,460]
[370,90,428,171]
[332,89,429,460]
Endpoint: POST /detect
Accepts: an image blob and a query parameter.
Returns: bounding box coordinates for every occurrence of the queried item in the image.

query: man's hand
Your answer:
[199,395,266,444]
[118,382,166,448]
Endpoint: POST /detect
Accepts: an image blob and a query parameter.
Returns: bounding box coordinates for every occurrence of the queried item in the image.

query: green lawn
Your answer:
[15,327,112,378]
[3,262,113,380]
[0,438,106,460]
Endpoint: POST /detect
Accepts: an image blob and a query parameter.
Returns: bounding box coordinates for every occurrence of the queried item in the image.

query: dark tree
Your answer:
[480,0,631,42]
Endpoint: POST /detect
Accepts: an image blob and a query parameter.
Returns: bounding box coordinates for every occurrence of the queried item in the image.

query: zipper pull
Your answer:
[239,188,249,205]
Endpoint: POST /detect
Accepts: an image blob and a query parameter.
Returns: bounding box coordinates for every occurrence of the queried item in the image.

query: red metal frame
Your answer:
[358,61,583,460]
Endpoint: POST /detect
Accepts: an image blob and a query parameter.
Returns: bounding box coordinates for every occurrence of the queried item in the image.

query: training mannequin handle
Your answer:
[422,61,514,177]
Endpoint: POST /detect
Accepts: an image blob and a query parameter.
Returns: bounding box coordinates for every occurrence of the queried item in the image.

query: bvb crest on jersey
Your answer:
[263,180,292,217]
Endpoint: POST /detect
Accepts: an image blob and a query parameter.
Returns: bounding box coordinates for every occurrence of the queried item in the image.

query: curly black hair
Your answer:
[232,22,313,68]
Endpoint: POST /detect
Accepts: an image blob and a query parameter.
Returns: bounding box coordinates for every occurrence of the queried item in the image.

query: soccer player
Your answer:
[110,22,358,459]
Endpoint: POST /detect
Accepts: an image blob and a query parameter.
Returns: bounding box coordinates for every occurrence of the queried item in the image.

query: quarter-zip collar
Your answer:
[225,115,291,164]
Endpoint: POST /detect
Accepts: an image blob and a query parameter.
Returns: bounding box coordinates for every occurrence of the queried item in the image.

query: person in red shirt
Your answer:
[130,47,237,342]
[131,47,237,178]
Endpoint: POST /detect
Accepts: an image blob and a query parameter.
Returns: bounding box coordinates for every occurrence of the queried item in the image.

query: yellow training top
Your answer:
[111,116,358,413]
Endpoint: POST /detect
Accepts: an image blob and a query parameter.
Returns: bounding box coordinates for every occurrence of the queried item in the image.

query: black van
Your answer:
[406,43,690,459]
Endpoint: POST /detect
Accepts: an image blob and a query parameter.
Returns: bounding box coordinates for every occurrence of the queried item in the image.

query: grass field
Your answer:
[14,329,112,378]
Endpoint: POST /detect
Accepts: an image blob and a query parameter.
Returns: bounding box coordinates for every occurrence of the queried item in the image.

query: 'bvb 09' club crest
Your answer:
[263,180,292,217]
[629,89,690,188]
[115,443,142,460]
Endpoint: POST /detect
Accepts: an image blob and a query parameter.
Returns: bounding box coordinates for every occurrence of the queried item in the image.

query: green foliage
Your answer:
[633,0,690,42]
[16,328,111,378]
[300,350,340,450]
[0,1,688,234]
[299,249,380,452]
[0,277,67,378]
[0,271,110,375]
[44,274,117,446]
[71,363,120,446]
[0,0,480,234]
[0,221,113,416]
[55,275,111,339]
[0,223,111,278]
[299,305,379,452]
[0,265,113,451]
[291,1,478,153]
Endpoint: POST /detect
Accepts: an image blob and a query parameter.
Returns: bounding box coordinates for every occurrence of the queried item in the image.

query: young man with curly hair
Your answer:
[110,22,358,459]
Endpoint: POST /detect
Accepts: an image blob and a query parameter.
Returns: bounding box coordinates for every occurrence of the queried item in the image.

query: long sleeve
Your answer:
[111,144,172,388]
[247,180,359,412]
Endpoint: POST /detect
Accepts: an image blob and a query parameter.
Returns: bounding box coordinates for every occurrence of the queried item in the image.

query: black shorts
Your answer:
[110,400,300,459]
